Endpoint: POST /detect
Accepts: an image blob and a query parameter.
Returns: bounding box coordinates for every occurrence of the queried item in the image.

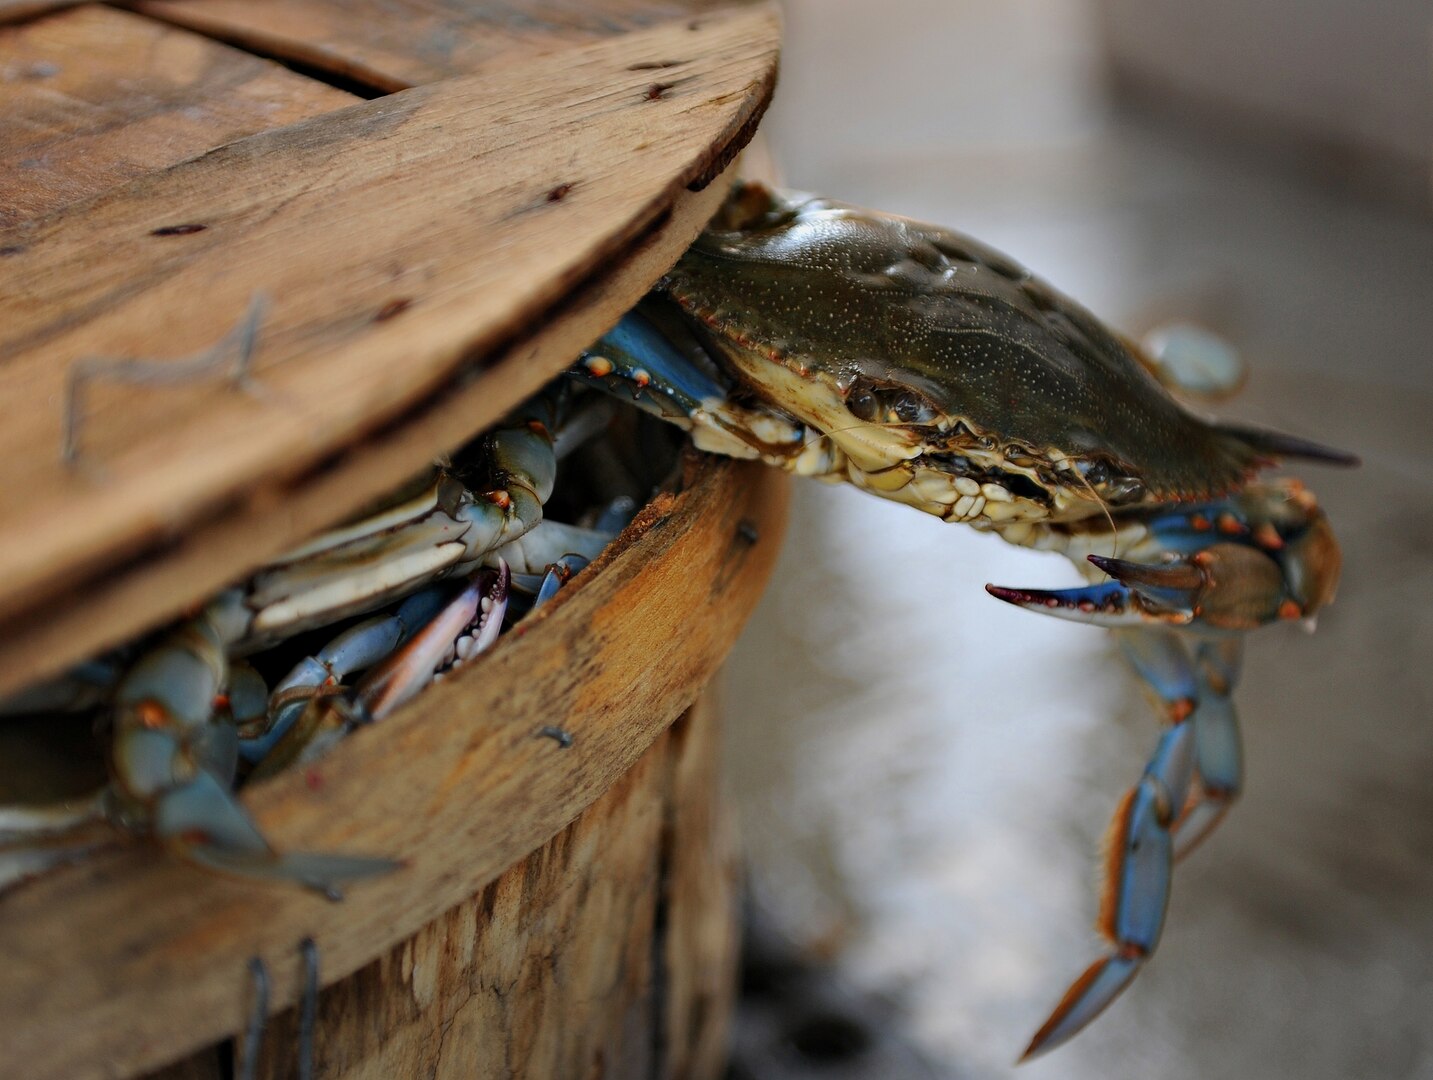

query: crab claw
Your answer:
[984,581,1154,627]
[988,541,1296,633]
[1091,545,1292,630]
[252,562,511,778]
[354,560,510,720]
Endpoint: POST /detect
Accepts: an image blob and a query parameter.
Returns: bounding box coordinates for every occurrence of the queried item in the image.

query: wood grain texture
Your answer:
[0,5,779,695]
[0,5,356,227]
[134,0,764,91]
[0,450,788,1080]
[661,688,741,1080]
[239,698,736,1080]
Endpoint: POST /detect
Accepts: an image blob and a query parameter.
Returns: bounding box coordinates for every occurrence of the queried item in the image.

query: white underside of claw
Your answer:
[254,542,467,633]
[270,483,446,564]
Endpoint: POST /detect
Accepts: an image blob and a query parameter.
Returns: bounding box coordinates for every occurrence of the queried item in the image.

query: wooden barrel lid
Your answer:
[0,0,780,695]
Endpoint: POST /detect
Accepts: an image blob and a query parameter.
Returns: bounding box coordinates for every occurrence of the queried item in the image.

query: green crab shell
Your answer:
[662,185,1276,505]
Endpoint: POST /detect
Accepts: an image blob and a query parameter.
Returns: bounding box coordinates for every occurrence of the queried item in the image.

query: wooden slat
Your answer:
[661,688,742,1080]
[0,5,779,695]
[0,4,356,227]
[134,0,763,91]
[243,699,736,1080]
[251,724,673,1079]
[0,450,788,1080]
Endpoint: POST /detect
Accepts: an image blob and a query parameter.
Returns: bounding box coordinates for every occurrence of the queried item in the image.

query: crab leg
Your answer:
[1020,628,1248,1056]
[251,562,510,778]
[0,657,123,718]
[237,586,451,763]
[573,310,826,471]
[996,495,1301,1054]
[1175,638,1244,858]
[108,616,400,897]
[228,420,546,651]
[204,387,576,658]
[1111,628,1245,859]
[1020,629,1197,1059]
[494,519,613,575]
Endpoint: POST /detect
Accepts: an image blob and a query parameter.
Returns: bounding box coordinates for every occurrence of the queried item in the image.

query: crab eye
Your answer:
[846,383,879,422]
[845,375,941,426]
[893,391,935,423]
[1077,459,1146,504]
[1102,476,1146,504]
[1080,460,1111,485]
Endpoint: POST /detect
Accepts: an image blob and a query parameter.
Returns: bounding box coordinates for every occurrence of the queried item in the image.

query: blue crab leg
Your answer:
[155,770,399,900]
[574,311,814,465]
[592,494,639,535]
[213,388,569,656]
[0,656,123,717]
[1175,638,1244,858]
[1022,629,1200,1060]
[534,553,591,608]
[251,563,510,778]
[985,543,1290,631]
[507,498,632,608]
[358,561,509,715]
[105,618,399,897]
[574,309,732,421]
[238,587,449,763]
[495,519,614,576]
[508,553,593,618]
[1117,632,1243,856]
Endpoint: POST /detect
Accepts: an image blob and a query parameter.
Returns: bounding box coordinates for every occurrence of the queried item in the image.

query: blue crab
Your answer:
[1,181,1353,1059]
[572,181,1355,1058]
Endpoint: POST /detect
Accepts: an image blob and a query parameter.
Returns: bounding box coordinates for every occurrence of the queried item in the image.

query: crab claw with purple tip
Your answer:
[988,543,1309,633]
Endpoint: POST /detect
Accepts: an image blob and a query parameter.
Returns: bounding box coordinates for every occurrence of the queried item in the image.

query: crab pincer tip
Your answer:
[1088,553,1201,590]
[984,583,1029,604]
[986,582,1098,611]
[986,579,1146,626]
[1086,553,1118,575]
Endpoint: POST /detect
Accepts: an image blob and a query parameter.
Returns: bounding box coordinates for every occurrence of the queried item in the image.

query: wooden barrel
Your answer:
[0,3,784,1077]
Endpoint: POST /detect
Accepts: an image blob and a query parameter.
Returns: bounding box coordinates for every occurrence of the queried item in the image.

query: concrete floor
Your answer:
[723,4,1433,1077]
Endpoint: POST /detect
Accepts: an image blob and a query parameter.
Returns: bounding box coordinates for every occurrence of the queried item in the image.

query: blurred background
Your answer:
[721,2,1433,1078]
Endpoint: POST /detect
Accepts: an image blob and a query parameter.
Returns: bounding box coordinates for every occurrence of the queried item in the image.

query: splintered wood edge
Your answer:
[0,4,780,696]
[0,453,790,1080]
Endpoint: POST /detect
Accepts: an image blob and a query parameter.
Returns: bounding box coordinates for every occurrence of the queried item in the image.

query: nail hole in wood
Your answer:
[374,298,413,322]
